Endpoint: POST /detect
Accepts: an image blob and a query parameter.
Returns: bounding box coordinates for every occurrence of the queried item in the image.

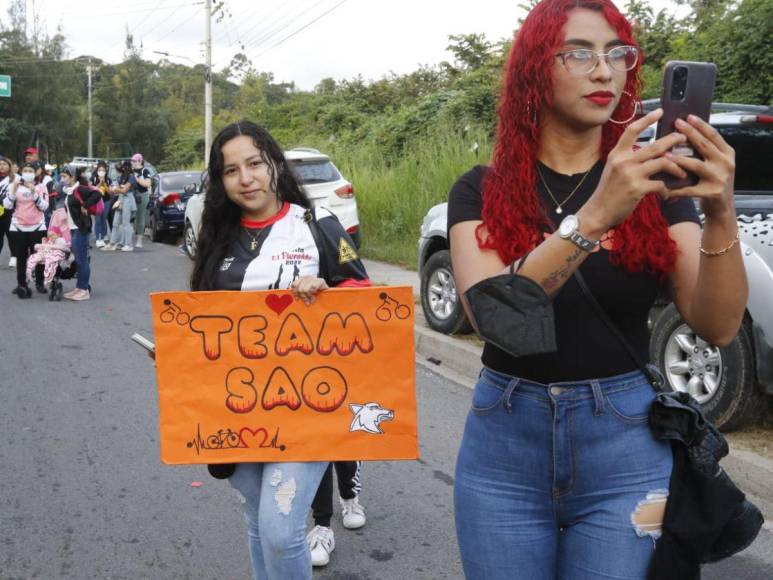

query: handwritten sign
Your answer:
[151,286,418,464]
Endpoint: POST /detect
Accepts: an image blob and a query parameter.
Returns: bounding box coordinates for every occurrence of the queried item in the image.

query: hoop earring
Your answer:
[608,91,639,125]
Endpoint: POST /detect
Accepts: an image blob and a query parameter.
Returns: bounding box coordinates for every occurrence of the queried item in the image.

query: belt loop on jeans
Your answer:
[590,380,605,416]
[502,378,519,413]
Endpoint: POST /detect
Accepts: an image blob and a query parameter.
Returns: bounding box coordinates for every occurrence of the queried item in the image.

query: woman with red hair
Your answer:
[449,0,747,577]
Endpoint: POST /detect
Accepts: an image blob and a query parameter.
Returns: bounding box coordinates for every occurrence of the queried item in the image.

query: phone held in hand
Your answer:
[654,60,717,190]
[131,332,156,353]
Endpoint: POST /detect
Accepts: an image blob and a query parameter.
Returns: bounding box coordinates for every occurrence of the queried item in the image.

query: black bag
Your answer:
[464,255,557,357]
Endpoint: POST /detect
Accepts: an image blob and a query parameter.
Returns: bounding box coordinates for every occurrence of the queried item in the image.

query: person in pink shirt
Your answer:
[2,161,49,298]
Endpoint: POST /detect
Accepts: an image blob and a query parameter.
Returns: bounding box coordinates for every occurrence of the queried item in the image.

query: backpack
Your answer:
[74,186,104,216]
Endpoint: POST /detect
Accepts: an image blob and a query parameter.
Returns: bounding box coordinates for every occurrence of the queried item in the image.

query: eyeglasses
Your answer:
[555,45,639,75]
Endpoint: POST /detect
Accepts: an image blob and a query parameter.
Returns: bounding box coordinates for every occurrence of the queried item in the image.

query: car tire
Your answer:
[420,249,472,335]
[150,214,164,243]
[649,303,760,431]
[183,220,197,260]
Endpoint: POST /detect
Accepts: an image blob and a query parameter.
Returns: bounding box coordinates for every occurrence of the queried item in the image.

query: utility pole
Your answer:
[204,0,213,166]
[87,58,93,158]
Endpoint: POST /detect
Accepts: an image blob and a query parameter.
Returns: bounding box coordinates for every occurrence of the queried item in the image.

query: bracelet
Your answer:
[700,229,740,257]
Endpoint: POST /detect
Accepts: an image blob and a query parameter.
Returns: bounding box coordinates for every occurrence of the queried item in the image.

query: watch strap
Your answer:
[567,229,599,252]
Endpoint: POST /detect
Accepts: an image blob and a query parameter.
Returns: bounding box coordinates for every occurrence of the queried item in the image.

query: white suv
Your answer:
[183,148,361,259]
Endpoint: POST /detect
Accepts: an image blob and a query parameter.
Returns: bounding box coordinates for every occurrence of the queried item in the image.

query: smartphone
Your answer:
[654,61,717,189]
[131,332,156,353]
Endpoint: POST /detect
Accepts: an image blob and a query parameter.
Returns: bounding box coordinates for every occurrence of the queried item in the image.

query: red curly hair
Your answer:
[478,0,677,277]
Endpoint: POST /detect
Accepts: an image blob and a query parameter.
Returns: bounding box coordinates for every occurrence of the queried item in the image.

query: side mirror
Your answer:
[184,183,197,195]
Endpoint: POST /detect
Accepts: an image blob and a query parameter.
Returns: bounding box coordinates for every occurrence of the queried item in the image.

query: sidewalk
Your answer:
[363,258,773,525]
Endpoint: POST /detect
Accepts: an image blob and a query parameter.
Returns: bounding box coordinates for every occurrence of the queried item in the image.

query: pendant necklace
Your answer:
[244,227,269,252]
[536,164,593,215]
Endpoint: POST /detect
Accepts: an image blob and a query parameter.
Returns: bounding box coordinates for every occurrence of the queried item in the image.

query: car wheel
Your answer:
[649,303,760,431]
[420,249,472,335]
[150,214,163,243]
[183,220,197,260]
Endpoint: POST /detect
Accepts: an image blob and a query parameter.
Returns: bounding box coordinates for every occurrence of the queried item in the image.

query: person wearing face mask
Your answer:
[0,157,15,264]
[2,161,49,298]
[91,161,114,248]
[60,165,101,300]
[130,153,152,248]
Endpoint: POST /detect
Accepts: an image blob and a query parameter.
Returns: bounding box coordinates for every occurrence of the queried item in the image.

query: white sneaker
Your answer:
[307,525,335,567]
[340,496,366,529]
[121,245,134,252]
[96,239,105,248]
[135,237,143,248]
[8,256,16,269]
[101,244,117,251]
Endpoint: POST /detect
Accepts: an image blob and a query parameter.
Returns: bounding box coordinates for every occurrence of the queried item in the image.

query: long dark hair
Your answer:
[190,121,309,291]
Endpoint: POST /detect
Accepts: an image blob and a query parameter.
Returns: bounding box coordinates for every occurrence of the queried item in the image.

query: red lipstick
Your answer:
[584,91,614,106]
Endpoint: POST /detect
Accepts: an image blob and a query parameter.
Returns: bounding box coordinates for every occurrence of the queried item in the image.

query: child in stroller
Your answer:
[26,208,77,301]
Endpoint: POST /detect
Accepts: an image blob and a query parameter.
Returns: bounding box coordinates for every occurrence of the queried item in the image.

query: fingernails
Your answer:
[675,118,686,128]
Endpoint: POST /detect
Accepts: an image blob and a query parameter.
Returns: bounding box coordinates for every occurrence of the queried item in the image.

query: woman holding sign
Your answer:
[191,121,370,580]
[449,0,746,578]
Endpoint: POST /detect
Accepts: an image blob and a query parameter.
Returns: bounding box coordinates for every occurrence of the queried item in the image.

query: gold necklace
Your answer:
[244,228,267,251]
[536,164,593,215]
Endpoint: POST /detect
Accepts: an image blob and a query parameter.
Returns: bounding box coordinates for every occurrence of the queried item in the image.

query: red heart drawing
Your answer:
[266,294,293,315]
[239,427,268,449]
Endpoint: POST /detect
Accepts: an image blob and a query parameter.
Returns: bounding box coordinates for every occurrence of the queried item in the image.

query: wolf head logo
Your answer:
[349,402,395,434]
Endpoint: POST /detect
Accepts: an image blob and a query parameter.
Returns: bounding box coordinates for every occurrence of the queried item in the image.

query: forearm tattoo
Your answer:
[541,247,584,295]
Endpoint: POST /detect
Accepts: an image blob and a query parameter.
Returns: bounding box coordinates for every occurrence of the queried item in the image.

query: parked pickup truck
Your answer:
[418,103,773,430]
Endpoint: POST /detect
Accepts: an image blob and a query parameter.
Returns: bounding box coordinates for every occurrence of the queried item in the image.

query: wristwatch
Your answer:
[558,214,599,252]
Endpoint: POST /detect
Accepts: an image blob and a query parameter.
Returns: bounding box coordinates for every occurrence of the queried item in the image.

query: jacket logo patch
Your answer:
[338,238,358,264]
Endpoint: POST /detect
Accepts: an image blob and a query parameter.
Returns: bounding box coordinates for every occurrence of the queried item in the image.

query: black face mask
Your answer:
[464,253,556,358]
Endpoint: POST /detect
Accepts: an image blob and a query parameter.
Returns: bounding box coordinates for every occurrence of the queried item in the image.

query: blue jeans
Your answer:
[229,461,328,580]
[70,230,90,290]
[94,197,109,241]
[454,367,673,580]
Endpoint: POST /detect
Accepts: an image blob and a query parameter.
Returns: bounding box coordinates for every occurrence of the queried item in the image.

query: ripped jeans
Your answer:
[454,367,673,580]
[229,461,328,580]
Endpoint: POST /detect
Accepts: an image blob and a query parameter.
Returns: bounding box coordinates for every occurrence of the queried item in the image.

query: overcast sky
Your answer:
[3,0,681,90]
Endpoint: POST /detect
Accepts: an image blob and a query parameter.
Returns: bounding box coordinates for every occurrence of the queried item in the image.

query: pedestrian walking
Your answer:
[449,1,747,578]
[189,120,370,580]
[3,161,49,298]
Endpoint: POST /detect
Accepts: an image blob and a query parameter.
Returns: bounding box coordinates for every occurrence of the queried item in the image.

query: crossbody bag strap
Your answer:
[304,207,330,284]
[572,269,665,392]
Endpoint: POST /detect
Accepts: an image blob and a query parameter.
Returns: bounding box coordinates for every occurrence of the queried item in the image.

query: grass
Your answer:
[329,124,493,268]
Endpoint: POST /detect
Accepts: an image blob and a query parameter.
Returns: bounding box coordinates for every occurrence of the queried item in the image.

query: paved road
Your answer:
[0,241,770,579]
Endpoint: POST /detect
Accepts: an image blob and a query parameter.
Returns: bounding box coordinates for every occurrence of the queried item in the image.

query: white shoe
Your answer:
[307,525,335,567]
[65,288,90,301]
[121,245,134,252]
[101,244,117,251]
[134,237,143,248]
[340,496,366,529]
[8,256,16,269]
[96,239,105,248]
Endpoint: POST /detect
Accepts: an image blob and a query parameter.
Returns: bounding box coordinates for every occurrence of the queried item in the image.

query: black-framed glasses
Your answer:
[555,45,639,75]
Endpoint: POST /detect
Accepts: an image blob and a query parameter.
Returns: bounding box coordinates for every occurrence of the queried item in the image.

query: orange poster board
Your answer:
[150,286,417,464]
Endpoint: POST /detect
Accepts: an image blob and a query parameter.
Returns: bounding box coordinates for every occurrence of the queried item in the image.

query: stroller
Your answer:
[45,208,77,301]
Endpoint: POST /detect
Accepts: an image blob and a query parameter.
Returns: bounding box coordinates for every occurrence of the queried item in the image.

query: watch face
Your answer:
[559,214,578,237]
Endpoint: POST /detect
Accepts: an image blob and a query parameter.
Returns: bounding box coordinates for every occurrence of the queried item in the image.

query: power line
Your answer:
[236,0,313,51]
[231,0,304,47]
[252,0,349,58]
